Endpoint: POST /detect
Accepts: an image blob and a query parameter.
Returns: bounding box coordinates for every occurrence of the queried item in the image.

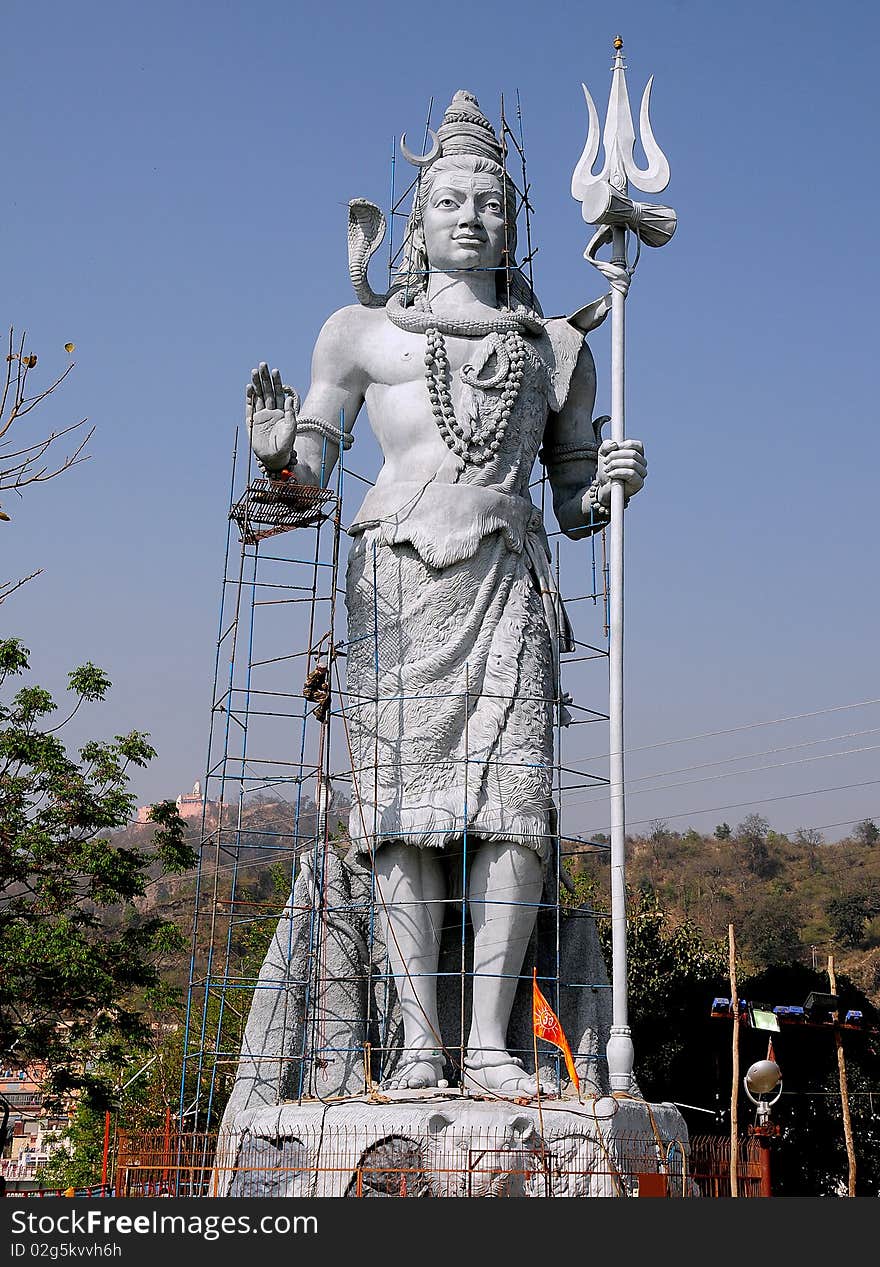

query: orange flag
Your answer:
[532,968,580,1094]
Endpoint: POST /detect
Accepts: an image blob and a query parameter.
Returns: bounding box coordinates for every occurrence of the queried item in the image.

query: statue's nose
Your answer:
[457,197,479,226]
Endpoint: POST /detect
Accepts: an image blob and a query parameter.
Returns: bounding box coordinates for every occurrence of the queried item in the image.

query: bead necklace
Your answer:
[424,327,526,466]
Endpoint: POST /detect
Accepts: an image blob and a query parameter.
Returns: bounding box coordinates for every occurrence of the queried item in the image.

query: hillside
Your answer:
[119,802,880,1004]
[567,815,880,1004]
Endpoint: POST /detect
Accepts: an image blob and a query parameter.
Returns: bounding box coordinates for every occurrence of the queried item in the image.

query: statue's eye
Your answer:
[483,199,503,213]
[436,197,458,209]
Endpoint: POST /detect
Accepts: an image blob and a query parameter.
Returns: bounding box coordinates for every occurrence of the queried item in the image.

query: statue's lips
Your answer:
[451,236,485,248]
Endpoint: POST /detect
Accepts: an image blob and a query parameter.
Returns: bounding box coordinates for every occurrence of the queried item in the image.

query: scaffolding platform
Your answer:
[230,478,339,544]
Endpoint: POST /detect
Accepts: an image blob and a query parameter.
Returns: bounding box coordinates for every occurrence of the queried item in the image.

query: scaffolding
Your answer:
[180,96,619,1145]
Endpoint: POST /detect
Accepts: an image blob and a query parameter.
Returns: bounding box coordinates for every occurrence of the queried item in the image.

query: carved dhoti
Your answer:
[345,487,568,860]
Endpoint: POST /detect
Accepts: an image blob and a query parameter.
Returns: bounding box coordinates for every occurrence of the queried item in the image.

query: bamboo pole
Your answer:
[531,968,549,1195]
[827,954,857,1196]
[101,1111,111,1191]
[728,923,739,1197]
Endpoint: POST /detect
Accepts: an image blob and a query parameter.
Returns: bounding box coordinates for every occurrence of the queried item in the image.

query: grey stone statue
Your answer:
[243,91,647,1099]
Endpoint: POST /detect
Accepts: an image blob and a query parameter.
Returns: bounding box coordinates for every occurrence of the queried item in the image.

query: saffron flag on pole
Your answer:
[532,968,580,1094]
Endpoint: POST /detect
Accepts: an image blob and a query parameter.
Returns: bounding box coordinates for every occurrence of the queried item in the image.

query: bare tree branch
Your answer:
[0,569,43,605]
[0,328,89,495]
[1,326,90,602]
[1,422,94,491]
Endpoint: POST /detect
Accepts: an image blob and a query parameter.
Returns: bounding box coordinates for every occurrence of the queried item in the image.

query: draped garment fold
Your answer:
[345,512,569,861]
[344,318,584,861]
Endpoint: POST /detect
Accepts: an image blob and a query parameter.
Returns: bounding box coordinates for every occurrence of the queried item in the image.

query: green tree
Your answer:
[853,819,880,847]
[623,888,729,1099]
[794,827,824,873]
[739,891,805,966]
[0,638,196,1109]
[826,889,880,948]
[569,880,729,1104]
[37,1103,106,1191]
[736,813,778,879]
[714,822,732,841]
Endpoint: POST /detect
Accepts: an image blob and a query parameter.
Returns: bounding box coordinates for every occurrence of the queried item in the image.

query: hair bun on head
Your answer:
[436,91,504,163]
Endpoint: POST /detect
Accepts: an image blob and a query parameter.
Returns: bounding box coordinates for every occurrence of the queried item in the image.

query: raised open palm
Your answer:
[245,361,299,473]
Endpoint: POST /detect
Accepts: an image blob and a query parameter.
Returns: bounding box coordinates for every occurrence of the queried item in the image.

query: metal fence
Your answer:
[114,1129,763,1198]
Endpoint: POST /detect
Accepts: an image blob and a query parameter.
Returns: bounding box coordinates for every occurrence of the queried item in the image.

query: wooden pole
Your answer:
[827,954,857,1196]
[531,968,549,1194]
[162,1105,171,1191]
[728,924,739,1197]
[101,1111,111,1191]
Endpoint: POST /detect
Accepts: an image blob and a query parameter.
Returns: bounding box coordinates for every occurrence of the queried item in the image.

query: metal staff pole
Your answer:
[607,220,630,1090]
[571,36,675,1091]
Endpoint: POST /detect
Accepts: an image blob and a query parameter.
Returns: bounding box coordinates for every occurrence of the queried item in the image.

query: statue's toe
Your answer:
[463,1052,548,1097]
[381,1057,443,1091]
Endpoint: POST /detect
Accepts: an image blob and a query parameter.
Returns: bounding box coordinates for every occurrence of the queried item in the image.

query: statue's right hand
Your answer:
[245,362,299,473]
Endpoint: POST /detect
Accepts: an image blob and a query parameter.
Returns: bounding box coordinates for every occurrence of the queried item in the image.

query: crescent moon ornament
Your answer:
[400,130,441,167]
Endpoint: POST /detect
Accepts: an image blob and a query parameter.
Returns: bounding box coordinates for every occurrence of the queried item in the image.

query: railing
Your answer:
[114,1129,764,1198]
[1,1159,40,1179]
[689,1134,763,1197]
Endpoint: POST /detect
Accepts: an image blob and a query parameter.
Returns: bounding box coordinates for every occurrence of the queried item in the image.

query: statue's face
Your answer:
[421,164,506,275]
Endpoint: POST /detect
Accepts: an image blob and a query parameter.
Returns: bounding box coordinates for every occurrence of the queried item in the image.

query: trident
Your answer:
[571,37,675,1093]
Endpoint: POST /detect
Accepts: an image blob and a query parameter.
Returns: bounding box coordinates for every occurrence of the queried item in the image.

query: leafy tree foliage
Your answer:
[38,1103,107,1191]
[622,888,729,1099]
[569,879,728,1105]
[569,829,880,1191]
[736,813,778,879]
[853,819,880,847]
[826,889,880,948]
[0,638,196,1108]
[739,891,805,965]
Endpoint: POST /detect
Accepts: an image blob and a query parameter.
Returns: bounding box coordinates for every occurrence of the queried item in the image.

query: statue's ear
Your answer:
[511,1115,536,1143]
[427,1112,453,1135]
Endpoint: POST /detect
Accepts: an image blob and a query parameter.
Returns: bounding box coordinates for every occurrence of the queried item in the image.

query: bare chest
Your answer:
[360,321,488,387]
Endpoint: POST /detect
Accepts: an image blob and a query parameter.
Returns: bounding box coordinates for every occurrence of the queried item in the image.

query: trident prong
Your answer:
[571,41,670,205]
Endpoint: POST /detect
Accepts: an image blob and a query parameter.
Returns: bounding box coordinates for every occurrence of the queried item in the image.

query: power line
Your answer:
[606,727,880,787]
[591,776,880,832]
[776,814,879,837]
[574,696,880,762]
[564,743,880,808]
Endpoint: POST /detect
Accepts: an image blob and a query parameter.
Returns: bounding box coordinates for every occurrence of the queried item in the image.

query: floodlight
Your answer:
[744,1060,782,1127]
[804,992,838,1022]
[772,1005,805,1023]
[744,1060,782,1097]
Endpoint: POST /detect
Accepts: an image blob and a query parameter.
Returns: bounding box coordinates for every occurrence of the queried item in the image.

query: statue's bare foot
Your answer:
[381,1054,445,1091]
[463,1052,545,1097]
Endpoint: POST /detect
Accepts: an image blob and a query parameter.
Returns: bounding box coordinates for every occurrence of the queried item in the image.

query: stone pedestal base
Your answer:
[215,1092,691,1198]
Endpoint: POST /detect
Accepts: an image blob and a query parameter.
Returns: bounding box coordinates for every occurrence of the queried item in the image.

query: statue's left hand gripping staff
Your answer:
[246,361,300,478]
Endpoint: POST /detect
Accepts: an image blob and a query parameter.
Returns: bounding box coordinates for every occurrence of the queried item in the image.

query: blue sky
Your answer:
[3,0,879,842]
